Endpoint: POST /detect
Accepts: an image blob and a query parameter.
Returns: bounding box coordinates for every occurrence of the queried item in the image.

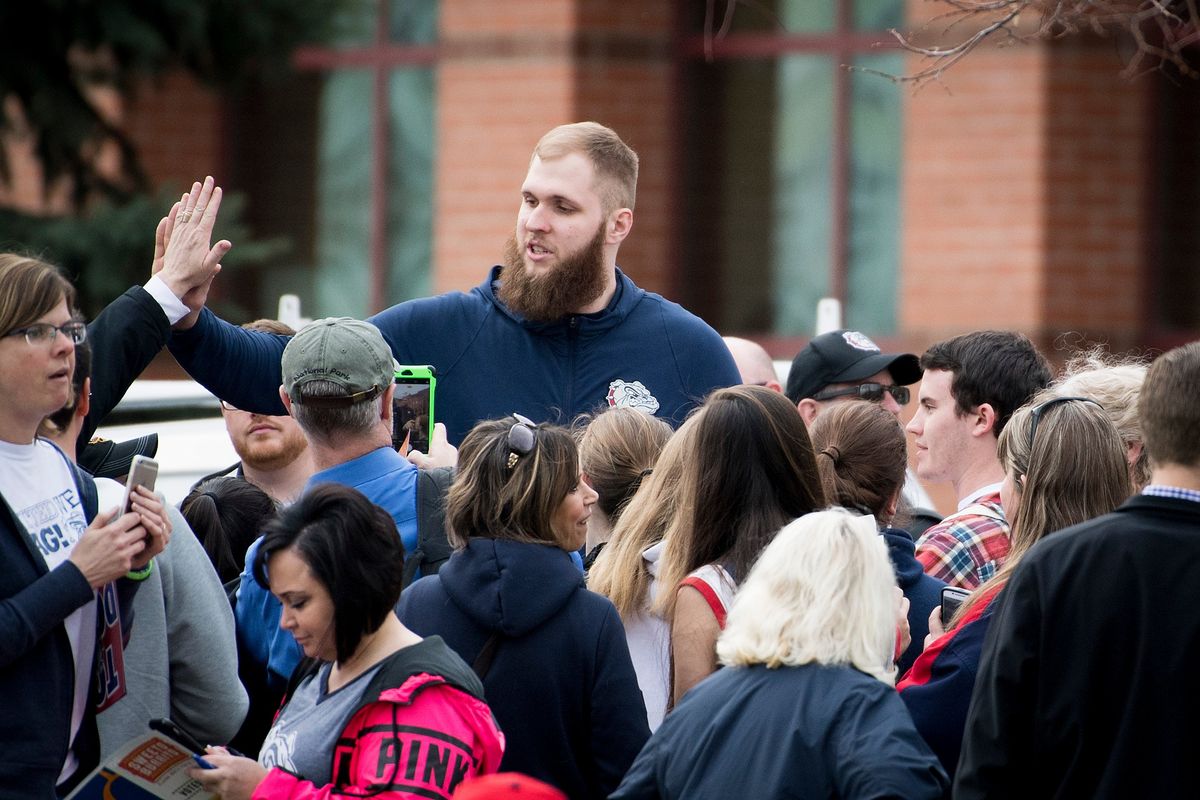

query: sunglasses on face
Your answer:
[3,321,87,347]
[812,382,910,405]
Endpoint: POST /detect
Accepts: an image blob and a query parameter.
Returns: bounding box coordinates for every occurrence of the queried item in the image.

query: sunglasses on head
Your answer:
[812,382,910,405]
[506,413,537,469]
[1027,396,1102,448]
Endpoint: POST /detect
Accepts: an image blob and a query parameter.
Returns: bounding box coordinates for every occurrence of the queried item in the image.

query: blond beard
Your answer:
[497,224,608,322]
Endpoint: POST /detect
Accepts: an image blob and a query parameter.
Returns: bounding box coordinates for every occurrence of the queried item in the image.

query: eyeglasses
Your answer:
[812,382,910,405]
[219,400,239,412]
[1027,396,1102,447]
[507,412,537,469]
[3,321,87,347]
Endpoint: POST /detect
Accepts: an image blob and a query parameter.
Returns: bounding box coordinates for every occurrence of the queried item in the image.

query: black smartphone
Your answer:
[149,718,214,769]
[941,586,970,623]
[392,366,436,454]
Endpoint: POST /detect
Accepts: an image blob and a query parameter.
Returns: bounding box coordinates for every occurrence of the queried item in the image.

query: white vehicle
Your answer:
[94,380,237,504]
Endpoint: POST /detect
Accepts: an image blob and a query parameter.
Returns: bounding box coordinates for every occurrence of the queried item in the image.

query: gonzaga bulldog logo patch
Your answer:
[607,379,660,413]
[842,330,880,352]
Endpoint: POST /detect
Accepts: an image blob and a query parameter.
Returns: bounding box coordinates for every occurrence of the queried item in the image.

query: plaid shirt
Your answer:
[1143,484,1200,504]
[915,492,1010,589]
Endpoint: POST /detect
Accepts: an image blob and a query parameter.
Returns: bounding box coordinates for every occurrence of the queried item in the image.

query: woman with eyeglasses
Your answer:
[898,392,1130,778]
[397,415,650,800]
[0,254,170,796]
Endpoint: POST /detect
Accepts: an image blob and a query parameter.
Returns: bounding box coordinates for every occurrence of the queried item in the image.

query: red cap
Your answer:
[453,772,567,800]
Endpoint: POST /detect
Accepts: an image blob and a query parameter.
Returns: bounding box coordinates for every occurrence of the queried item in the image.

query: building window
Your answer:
[679,0,903,336]
[229,0,436,319]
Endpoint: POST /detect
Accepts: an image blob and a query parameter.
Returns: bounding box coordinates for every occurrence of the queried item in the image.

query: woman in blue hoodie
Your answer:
[396,414,650,800]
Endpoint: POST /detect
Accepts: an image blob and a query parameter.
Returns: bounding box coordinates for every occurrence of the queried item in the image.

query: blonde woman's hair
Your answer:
[716,509,897,685]
[1053,347,1150,489]
[953,391,1129,625]
[587,417,696,620]
[0,254,75,337]
[576,407,672,524]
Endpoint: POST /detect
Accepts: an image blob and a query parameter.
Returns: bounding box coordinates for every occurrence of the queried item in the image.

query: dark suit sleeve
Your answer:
[954,571,1044,799]
[78,286,171,451]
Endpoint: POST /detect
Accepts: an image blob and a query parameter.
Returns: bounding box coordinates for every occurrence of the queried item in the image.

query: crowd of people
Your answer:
[1,121,1197,800]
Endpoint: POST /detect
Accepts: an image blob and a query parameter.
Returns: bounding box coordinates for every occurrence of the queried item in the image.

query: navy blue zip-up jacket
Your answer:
[168,267,739,444]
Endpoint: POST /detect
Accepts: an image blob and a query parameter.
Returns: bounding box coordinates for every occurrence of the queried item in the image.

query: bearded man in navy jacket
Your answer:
[166,122,738,443]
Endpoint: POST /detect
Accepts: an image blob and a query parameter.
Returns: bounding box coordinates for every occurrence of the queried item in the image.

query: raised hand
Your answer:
[153,176,233,329]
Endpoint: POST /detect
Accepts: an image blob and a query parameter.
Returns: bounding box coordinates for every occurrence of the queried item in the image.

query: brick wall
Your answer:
[123,72,223,190]
[433,0,676,296]
[899,4,1153,350]
[900,44,1050,342]
[1042,42,1148,347]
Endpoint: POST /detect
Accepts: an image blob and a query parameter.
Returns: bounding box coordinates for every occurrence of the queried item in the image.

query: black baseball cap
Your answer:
[785,330,922,403]
[79,434,159,480]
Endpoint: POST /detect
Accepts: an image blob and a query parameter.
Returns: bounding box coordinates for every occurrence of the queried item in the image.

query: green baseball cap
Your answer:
[282,317,393,407]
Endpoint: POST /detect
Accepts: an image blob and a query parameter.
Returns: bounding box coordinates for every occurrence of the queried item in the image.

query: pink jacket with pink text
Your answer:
[253,636,503,800]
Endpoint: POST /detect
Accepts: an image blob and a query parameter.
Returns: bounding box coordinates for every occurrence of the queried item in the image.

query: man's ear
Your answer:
[972,403,998,439]
[380,384,395,423]
[279,386,294,417]
[606,208,633,246]
[76,377,91,420]
[797,398,821,427]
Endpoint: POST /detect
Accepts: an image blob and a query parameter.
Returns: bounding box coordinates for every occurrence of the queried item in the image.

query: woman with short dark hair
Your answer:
[398,415,650,800]
[190,484,503,800]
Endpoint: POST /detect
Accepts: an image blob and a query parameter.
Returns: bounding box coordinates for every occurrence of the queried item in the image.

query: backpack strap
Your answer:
[403,467,455,588]
[472,633,503,680]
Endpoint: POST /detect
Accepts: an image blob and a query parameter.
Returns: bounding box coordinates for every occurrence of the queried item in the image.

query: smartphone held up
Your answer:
[121,455,159,516]
[392,366,437,455]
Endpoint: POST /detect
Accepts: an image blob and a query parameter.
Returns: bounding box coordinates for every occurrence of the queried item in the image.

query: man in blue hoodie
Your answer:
[166,122,739,443]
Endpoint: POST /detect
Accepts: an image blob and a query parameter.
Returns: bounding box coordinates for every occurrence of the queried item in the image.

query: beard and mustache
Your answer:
[497,223,608,323]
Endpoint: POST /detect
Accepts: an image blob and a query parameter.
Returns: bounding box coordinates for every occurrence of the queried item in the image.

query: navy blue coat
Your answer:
[169,267,739,444]
[396,539,649,800]
[612,663,949,800]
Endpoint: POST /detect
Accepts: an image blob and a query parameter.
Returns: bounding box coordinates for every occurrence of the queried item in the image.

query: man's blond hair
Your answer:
[532,121,638,213]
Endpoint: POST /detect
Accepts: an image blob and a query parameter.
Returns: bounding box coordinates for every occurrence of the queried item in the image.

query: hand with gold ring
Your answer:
[153,175,231,329]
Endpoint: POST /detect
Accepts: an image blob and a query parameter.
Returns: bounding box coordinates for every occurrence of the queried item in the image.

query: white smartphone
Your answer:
[121,455,159,516]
